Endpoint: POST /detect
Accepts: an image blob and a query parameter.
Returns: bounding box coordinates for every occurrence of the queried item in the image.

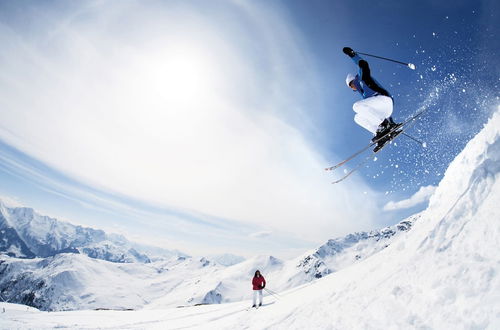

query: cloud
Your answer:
[249,231,272,239]
[0,1,381,244]
[383,185,437,211]
[0,195,25,208]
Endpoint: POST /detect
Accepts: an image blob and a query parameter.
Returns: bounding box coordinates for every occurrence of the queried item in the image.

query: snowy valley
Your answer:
[0,197,417,311]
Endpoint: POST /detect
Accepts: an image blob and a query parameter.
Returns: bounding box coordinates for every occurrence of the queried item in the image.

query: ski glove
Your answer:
[343,47,356,58]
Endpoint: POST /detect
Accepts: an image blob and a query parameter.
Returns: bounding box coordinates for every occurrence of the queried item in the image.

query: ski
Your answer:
[331,152,377,184]
[324,141,375,171]
[325,108,428,172]
[329,108,429,184]
[331,127,405,184]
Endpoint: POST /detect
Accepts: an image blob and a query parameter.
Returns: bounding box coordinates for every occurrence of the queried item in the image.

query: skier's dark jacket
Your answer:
[350,54,392,101]
[252,275,266,290]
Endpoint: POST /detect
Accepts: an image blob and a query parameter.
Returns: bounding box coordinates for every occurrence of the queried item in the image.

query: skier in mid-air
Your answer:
[343,46,402,152]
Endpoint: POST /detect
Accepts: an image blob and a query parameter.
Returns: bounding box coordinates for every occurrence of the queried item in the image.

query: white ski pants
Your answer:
[353,95,393,134]
[253,290,263,305]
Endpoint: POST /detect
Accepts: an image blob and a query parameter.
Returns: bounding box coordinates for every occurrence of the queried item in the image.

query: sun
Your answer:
[145,44,220,108]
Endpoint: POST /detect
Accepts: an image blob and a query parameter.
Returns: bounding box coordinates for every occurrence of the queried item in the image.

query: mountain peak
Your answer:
[0,203,152,263]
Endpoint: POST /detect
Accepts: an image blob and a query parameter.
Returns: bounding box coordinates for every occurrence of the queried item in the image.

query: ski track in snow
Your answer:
[2,107,499,329]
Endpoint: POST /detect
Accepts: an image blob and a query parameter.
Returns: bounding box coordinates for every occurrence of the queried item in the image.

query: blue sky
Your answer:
[0,0,498,258]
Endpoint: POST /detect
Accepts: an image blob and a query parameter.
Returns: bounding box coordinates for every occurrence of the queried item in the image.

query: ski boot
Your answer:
[387,116,403,131]
[372,117,402,141]
[372,117,403,152]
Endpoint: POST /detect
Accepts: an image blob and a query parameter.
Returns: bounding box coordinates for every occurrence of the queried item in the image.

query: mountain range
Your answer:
[0,199,418,311]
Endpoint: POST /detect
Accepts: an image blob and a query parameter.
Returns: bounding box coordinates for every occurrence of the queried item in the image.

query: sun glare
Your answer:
[116,39,231,141]
[149,46,220,107]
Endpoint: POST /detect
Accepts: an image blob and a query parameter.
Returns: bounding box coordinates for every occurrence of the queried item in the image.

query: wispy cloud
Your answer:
[249,231,272,239]
[0,1,382,250]
[383,185,437,211]
[0,194,24,208]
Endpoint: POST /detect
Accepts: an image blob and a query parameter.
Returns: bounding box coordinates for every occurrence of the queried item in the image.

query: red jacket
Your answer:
[252,275,266,290]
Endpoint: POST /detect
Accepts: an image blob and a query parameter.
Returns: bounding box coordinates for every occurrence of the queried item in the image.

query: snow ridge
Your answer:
[294,216,417,280]
[0,202,153,263]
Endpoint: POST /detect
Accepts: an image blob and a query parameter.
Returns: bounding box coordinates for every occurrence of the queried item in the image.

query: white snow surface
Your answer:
[0,215,416,312]
[2,109,500,328]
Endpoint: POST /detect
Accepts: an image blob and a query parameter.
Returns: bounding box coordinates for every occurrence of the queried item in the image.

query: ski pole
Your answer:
[265,288,282,296]
[401,132,426,147]
[264,288,281,299]
[356,51,416,70]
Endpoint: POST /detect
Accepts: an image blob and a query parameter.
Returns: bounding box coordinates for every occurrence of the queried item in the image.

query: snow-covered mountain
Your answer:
[2,108,499,328]
[0,202,156,263]
[208,253,245,267]
[289,215,417,282]
[0,207,418,311]
[2,109,499,328]
[0,254,220,311]
[190,214,420,306]
[3,106,498,330]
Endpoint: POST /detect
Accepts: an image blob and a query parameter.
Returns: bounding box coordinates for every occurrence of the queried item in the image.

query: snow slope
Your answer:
[1,191,418,312]
[147,215,418,309]
[0,253,226,311]
[0,213,417,312]
[2,108,499,329]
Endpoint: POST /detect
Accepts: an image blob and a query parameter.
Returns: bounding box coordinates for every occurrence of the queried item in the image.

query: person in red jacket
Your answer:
[252,270,266,307]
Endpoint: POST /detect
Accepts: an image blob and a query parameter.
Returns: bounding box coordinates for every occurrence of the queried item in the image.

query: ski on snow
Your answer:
[326,108,428,184]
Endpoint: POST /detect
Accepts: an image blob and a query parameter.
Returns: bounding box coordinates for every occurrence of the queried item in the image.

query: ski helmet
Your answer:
[345,73,356,87]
